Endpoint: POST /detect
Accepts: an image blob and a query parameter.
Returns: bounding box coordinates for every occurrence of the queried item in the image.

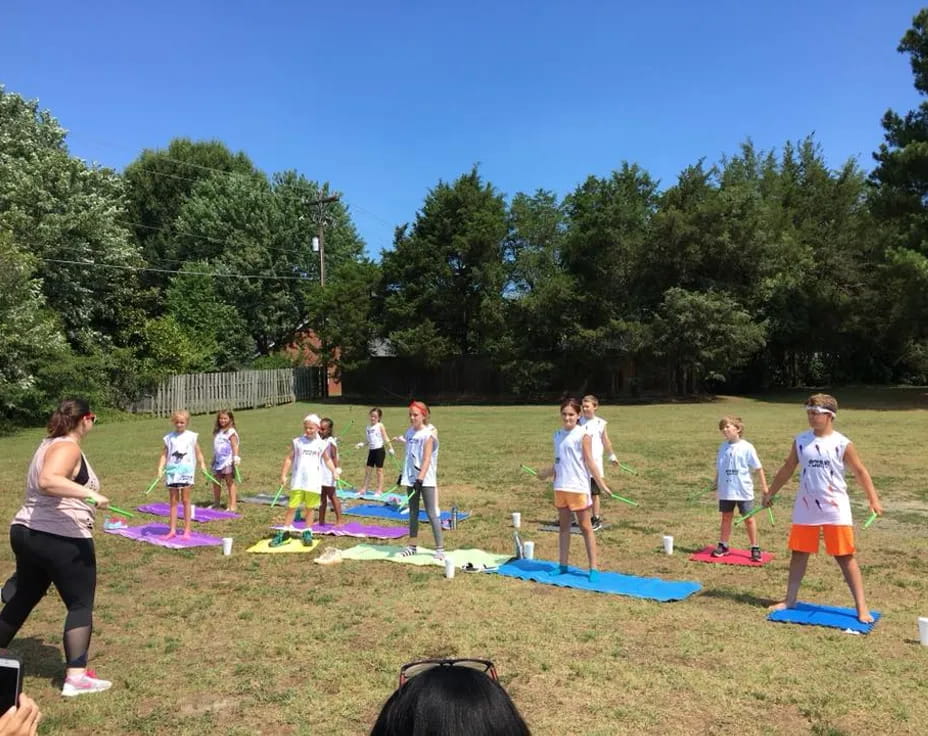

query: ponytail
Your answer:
[46,398,91,438]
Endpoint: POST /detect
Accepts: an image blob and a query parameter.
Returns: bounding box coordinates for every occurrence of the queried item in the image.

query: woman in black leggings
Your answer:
[0,398,112,697]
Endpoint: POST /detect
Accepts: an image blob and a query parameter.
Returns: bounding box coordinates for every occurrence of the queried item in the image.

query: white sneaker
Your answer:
[61,670,112,697]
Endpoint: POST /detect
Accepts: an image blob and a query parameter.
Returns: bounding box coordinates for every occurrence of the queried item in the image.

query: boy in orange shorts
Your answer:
[762,394,883,623]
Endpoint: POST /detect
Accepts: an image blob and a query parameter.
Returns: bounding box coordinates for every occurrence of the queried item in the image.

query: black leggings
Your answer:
[0,525,97,668]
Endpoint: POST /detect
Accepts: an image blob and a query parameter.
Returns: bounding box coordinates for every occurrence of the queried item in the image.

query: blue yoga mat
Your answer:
[344,504,470,524]
[493,559,702,602]
[767,601,881,634]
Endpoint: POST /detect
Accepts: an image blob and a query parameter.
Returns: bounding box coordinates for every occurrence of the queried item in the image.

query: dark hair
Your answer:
[370,407,383,419]
[46,398,91,438]
[559,397,582,414]
[214,409,236,434]
[320,417,334,436]
[370,667,531,736]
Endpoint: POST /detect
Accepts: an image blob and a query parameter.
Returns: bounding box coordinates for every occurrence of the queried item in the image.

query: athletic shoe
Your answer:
[591,517,603,532]
[710,543,730,558]
[301,530,314,546]
[269,531,289,548]
[751,546,763,562]
[400,546,418,557]
[61,670,112,697]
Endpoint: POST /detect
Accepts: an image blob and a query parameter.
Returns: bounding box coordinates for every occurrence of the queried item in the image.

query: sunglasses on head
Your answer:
[83,413,97,424]
[398,658,497,686]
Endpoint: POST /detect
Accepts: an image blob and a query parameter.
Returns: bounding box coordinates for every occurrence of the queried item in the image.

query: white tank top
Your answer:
[320,437,338,486]
[212,428,238,471]
[792,429,852,526]
[402,425,438,487]
[578,415,607,476]
[366,423,384,450]
[290,435,327,492]
[553,425,590,494]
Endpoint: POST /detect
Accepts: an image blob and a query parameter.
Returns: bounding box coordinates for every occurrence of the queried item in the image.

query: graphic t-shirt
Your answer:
[716,439,762,501]
[290,435,328,492]
[164,431,198,485]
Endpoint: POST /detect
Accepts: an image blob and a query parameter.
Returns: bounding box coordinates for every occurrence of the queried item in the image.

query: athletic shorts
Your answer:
[554,490,592,512]
[212,464,234,478]
[367,448,386,468]
[588,478,601,496]
[288,489,322,509]
[788,524,855,556]
[719,499,754,514]
[167,483,189,489]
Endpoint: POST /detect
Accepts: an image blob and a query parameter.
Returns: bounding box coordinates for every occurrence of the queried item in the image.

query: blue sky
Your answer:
[1,1,923,256]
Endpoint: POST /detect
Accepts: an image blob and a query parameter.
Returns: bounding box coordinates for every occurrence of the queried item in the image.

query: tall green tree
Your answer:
[380,168,508,366]
[869,8,928,381]
[0,87,145,347]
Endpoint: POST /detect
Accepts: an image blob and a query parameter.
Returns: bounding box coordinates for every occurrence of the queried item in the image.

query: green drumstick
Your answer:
[863,511,878,529]
[270,484,285,507]
[607,491,639,507]
[520,464,538,477]
[734,504,767,526]
[85,497,135,518]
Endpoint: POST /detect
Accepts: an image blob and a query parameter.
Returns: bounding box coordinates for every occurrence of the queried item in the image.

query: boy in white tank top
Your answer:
[763,394,883,623]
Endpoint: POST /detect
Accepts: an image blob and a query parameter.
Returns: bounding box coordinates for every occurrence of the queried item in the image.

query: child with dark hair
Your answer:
[371,659,531,736]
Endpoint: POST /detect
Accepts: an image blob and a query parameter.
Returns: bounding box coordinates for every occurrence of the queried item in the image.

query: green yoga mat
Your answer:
[339,544,511,569]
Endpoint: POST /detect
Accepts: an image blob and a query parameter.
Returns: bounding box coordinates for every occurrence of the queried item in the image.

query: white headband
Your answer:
[804,405,835,417]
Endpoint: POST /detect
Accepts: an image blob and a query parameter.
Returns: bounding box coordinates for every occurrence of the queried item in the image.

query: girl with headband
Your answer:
[399,401,444,560]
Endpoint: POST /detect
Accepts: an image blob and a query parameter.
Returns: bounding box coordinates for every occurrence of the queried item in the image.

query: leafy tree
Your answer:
[869,9,928,381]
[0,87,146,346]
[0,233,68,422]
[380,168,508,365]
[648,288,766,394]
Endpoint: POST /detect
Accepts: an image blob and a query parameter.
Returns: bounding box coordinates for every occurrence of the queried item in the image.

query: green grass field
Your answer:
[0,390,925,735]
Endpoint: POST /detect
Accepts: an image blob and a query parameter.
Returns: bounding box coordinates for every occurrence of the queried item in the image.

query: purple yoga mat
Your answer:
[136,503,241,522]
[103,523,223,549]
[270,521,407,539]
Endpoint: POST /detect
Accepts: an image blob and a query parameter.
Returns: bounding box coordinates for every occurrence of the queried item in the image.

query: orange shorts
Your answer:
[554,490,592,512]
[788,524,855,556]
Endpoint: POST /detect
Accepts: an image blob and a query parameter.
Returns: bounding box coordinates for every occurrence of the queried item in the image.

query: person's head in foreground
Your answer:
[370,658,531,736]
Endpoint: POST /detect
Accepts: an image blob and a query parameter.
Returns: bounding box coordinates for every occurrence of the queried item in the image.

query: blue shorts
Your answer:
[719,499,754,514]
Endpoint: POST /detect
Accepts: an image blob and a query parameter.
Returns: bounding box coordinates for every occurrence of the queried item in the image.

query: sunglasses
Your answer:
[84,413,97,424]
[399,658,497,686]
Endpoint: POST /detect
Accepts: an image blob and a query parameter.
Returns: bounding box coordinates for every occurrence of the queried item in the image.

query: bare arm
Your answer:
[379,424,394,453]
[157,445,168,474]
[582,434,610,494]
[763,444,799,506]
[754,467,769,496]
[230,433,240,458]
[602,426,618,464]
[280,445,294,484]
[417,436,434,481]
[195,441,207,470]
[39,443,107,505]
[844,444,883,515]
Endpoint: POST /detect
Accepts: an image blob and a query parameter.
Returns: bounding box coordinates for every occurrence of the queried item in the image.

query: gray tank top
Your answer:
[11,437,97,538]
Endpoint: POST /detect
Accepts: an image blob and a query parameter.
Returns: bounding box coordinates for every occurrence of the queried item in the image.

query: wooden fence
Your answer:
[129,367,325,417]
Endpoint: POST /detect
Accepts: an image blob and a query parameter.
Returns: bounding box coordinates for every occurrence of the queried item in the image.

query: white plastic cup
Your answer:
[662,535,674,555]
[444,558,455,579]
[512,512,521,529]
[522,540,535,560]
[222,537,233,556]
[189,503,196,521]
[918,617,928,646]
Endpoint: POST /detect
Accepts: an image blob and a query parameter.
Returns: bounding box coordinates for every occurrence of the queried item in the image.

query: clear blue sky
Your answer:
[2,1,923,256]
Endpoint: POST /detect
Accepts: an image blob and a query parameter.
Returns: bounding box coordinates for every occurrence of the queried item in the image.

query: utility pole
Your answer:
[309,194,340,287]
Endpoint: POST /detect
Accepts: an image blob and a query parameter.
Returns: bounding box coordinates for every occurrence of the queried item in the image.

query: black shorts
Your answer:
[589,478,601,496]
[367,448,386,468]
[719,499,754,514]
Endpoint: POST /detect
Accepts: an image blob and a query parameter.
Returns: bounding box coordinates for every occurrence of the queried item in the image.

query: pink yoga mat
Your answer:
[136,503,241,522]
[689,545,775,566]
[270,521,406,539]
[103,523,223,549]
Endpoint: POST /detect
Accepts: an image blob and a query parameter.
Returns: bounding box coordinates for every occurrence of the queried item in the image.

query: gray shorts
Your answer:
[719,499,754,514]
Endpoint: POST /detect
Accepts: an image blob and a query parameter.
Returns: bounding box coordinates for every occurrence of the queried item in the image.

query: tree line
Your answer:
[3,10,928,424]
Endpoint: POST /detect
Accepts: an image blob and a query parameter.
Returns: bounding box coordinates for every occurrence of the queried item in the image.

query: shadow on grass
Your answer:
[9,636,64,686]
[743,386,928,411]
[699,587,779,609]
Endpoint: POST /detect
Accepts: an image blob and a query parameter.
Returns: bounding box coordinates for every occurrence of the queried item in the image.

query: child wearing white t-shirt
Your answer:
[711,415,768,561]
